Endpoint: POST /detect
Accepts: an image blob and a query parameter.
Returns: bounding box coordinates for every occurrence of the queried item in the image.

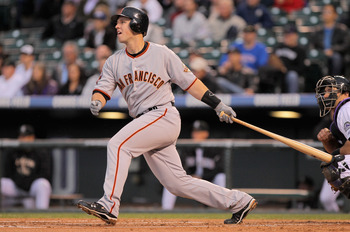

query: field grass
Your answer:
[1,212,349,220]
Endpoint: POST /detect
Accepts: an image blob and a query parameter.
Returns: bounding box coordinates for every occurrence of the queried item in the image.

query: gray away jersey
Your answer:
[94,42,197,118]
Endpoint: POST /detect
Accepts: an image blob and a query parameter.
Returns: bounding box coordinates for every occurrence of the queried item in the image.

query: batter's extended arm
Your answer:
[187,79,236,123]
[92,92,107,107]
[186,79,208,100]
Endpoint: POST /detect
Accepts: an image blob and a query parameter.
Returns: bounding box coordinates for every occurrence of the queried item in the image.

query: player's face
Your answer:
[191,130,209,141]
[68,64,81,82]
[115,17,133,43]
[32,64,44,81]
[323,86,338,98]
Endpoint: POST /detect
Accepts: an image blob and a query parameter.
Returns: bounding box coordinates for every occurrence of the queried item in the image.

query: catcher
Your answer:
[315,75,350,211]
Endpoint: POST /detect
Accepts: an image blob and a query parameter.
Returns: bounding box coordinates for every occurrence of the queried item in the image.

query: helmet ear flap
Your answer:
[129,18,141,35]
[333,75,350,94]
[341,83,350,93]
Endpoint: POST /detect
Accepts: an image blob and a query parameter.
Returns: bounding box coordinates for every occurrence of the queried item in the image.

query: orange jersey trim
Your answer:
[109,108,168,213]
[93,89,111,100]
[126,42,150,59]
[185,78,198,91]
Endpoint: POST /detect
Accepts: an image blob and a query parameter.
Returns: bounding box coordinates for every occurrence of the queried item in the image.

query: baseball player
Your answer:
[162,120,226,210]
[1,124,52,209]
[315,75,350,212]
[77,7,256,225]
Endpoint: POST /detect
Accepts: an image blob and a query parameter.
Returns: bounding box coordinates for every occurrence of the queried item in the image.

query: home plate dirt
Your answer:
[0,218,349,232]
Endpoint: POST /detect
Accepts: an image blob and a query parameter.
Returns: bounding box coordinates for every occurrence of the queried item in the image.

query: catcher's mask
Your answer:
[315,75,350,117]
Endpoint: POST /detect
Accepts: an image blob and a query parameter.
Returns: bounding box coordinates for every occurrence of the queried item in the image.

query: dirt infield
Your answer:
[1,218,349,232]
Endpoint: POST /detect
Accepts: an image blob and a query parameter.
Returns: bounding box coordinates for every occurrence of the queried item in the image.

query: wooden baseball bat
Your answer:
[220,112,332,162]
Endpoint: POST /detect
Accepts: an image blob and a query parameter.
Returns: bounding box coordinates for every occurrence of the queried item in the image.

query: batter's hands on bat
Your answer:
[90,100,102,116]
[214,102,236,123]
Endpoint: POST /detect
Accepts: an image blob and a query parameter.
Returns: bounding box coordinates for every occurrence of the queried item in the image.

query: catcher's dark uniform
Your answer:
[181,146,225,182]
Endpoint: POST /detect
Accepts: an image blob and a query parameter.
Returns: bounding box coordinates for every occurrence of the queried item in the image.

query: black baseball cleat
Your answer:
[77,200,118,225]
[224,198,257,224]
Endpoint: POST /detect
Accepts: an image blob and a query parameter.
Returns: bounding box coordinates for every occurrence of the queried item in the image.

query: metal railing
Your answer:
[0,138,324,209]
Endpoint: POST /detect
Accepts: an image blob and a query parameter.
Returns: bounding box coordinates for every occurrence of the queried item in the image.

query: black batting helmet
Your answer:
[111,7,149,37]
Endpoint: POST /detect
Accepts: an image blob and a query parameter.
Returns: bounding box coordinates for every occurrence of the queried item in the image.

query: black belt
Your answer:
[136,102,174,118]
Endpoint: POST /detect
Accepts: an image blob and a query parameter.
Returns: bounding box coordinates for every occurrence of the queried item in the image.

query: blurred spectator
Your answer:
[260,0,274,7]
[273,0,305,14]
[53,41,85,87]
[220,25,269,74]
[33,0,63,21]
[82,45,112,96]
[14,0,62,28]
[172,0,210,45]
[41,1,85,43]
[15,44,36,87]
[108,1,132,14]
[143,14,166,45]
[1,124,52,209]
[258,51,286,93]
[58,63,87,95]
[236,0,274,29]
[208,0,221,18]
[217,48,258,94]
[163,0,185,27]
[0,60,25,97]
[189,56,222,93]
[309,4,350,76]
[273,25,306,93]
[22,62,58,96]
[0,43,9,75]
[128,0,163,24]
[194,0,212,18]
[85,6,117,51]
[162,120,226,210]
[208,0,247,42]
[76,0,109,20]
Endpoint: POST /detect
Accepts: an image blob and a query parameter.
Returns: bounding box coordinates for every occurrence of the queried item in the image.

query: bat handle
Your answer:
[220,111,236,120]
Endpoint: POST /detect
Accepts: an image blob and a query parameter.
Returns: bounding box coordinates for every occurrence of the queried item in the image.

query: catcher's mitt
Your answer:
[321,155,350,199]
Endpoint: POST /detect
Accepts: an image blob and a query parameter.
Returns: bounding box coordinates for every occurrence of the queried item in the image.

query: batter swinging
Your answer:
[77,6,256,225]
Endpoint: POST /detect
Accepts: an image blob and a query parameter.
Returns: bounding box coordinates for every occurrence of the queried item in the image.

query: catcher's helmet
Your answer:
[315,75,350,117]
[111,7,149,37]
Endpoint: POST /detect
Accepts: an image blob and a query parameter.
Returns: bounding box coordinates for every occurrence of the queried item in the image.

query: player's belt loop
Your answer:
[136,102,175,118]
[136,106,158,118]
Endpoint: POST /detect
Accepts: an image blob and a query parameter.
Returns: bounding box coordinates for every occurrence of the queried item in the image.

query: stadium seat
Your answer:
[195,38,220,48]
[201,49,221,66]
[2,29,28,40]
[37,38,62,53]
[166,38,189,54]
[269,7,290,27]
[41,51,62,61]
[77,38,87,48]
[257,28,277,48]
[163,28,173,38]
[176,49,189,59]
[79,50,95,63]
[156,17,166,27]
[298,33,310,47]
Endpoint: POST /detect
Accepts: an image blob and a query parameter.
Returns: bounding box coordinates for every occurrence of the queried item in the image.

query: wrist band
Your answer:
[331,148,340,156]
[201,90,221,109]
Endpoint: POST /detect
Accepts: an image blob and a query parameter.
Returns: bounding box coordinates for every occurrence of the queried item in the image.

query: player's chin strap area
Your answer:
[136,102,175,118]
